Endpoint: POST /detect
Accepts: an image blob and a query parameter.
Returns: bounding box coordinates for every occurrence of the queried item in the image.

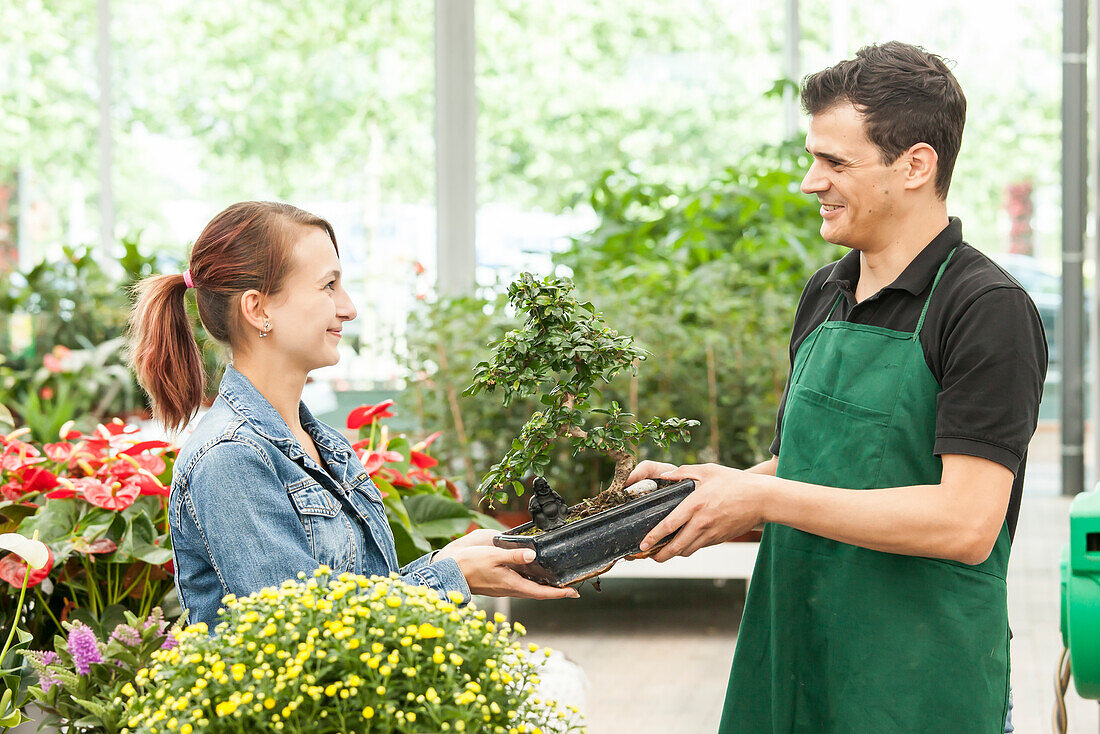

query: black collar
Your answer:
[822,217,963,296]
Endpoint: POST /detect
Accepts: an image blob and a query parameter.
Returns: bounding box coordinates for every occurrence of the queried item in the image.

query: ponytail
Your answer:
[128,273,205,431]
[127,201,339,431]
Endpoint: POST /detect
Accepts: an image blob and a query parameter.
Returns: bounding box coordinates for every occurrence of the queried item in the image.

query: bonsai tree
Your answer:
[466,273,699,507]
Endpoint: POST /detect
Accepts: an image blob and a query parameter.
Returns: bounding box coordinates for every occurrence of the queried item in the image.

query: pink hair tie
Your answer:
[183,269,194,289]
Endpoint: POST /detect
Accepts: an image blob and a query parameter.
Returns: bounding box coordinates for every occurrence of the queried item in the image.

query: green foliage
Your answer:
[408,141,839,502]
[0,240,151,358]
[347,404,502,565]
[24,607,182,734]
[0,608,34,729]
[555,139,839,466]
[0,238,225,440]
[465,273,698,499]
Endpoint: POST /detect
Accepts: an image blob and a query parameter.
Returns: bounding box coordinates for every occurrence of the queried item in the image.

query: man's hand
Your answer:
[625,460,677,486]
[637,463,767,563]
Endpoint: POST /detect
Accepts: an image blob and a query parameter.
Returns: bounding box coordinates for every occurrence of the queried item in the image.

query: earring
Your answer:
[259,320,272,338]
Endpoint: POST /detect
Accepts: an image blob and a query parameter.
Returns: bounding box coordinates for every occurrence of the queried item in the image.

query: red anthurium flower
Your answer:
[346,400,396,429]
[43,442,75,463]
[19,467,59,494]
[378,467,413,488]
[120,440,171,455]
[127,474,169,497]
[112,453,167,479]
[79,477,140,511]
[409,451,438,470]
[0,481,24,502]
[1,442,44,473]
[413,431,443,451]
[408,469,437,486]
[46,478,78,500]
[361,449,403,476]
[0,547,54,589]
[363,453,384,475]
[80,420,140,457]
[351,438,372,452]
[0,466,59,500]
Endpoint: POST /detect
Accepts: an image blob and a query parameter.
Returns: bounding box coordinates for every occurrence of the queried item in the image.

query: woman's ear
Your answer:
[238,289,268,332]
[902,142,939,192]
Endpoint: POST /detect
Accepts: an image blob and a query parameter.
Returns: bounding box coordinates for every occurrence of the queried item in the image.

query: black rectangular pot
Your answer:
[492,478,695,587]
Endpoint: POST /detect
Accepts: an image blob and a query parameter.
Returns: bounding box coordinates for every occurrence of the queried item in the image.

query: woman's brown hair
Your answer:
[128,201,338,430]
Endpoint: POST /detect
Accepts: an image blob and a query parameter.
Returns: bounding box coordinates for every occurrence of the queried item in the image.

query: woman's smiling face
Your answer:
[262,225,357,374]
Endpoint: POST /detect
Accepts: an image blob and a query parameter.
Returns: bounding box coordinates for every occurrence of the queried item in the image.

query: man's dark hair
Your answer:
[800,41,966,199]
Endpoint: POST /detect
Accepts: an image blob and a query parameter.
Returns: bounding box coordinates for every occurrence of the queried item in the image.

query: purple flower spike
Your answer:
[26,650,57,666]
[143,607,165,631]
[160,633,179,650]
[66,622,104,675]
[110,624,141,647]
[25,650,59,692]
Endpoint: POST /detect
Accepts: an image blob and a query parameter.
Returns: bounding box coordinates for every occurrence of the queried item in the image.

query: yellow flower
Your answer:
[361,706,375,720]
[214,701,238,717]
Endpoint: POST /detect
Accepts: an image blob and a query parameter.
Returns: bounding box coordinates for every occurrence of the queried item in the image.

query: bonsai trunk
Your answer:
[561,392,638,494]
[609,451,635,493]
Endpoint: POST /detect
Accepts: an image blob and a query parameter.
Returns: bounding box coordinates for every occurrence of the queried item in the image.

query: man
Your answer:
[630,42,1046,733]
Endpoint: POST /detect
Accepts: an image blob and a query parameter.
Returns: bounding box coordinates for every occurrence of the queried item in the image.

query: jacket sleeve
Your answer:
[399,552,471,606]
[180,440,321,599]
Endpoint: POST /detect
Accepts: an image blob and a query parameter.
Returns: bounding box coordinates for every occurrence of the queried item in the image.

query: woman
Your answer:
[129,201,575,629]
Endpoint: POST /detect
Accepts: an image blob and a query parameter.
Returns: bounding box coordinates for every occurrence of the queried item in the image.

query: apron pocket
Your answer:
[778,383,891,489]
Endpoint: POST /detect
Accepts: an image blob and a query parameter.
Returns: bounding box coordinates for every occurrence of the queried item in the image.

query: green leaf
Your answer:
[382,494,430,565]
[468,511,506,531]
[16,499,81,545]
[75,508,116,541]
[403,494,475,540]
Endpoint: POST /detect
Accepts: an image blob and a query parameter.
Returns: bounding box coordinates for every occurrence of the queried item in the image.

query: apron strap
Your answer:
[913,247,958,335]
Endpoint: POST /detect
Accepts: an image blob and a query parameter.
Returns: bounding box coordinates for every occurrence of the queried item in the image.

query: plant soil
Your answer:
[515,485,642,536]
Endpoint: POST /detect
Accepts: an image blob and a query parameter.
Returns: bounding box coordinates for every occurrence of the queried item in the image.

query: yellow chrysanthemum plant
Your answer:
[122,569,585,734]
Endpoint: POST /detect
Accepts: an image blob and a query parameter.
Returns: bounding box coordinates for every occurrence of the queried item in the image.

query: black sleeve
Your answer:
[933,286,1048,472]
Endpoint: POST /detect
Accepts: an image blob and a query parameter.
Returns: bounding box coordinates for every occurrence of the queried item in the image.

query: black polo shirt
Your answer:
[770,217,1048,540]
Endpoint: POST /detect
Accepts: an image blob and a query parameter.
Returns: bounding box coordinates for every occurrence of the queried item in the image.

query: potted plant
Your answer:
[465,273,699,587]
[123,569,584,733]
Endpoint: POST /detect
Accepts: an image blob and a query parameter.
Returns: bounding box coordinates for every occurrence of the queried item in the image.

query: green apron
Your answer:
[719,250,1011,733]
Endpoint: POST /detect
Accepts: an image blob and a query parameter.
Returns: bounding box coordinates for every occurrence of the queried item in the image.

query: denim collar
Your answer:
[218,365,349,463]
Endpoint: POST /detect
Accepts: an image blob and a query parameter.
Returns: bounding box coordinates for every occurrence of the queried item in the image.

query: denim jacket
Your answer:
[169,365,469,629]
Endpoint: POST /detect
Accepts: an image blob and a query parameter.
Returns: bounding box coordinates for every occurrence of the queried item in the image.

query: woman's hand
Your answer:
[434,532,579,600]
[441,528,501,551]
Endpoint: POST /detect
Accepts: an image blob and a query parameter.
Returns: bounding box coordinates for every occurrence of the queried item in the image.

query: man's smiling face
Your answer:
[801,101,907,251]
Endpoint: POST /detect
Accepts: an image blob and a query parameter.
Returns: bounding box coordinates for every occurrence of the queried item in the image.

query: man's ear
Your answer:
[238,289,268,332]
[901,142,939,192]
